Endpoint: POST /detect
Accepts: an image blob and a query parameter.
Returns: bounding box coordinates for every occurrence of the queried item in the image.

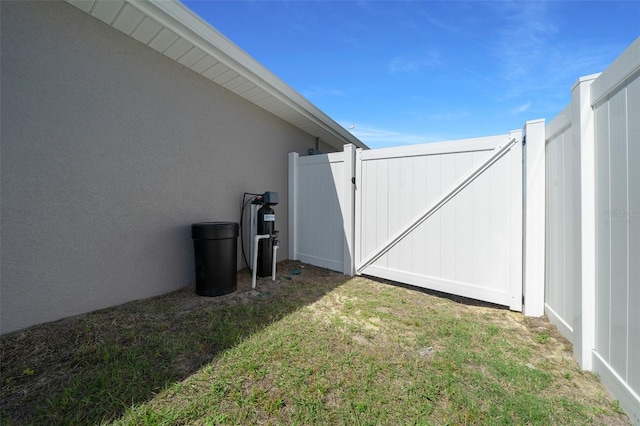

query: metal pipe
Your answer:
[252,234,270,289]
[272,244,279,281]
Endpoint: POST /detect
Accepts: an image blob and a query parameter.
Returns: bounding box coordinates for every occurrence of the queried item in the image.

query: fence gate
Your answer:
[290,134,523,311]
[355,134,523,311]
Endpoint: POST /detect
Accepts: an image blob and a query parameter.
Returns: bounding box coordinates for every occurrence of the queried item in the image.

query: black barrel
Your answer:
[192,222,239,297]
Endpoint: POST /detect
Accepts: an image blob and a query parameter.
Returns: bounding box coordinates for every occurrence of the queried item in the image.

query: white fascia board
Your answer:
[128,0,368,150]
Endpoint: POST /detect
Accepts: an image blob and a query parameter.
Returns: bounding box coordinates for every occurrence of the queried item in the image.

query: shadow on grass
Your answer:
[0,260,350,425]
[362,274,511,311]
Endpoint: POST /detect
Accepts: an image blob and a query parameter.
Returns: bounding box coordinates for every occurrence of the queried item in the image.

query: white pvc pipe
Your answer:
[272,244,279,281]
[252,234,270,290]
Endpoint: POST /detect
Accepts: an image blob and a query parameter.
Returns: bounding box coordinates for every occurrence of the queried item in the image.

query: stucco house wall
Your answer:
[0,1,329,334]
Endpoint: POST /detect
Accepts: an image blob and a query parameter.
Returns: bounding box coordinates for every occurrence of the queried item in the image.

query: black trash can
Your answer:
[192,222,239,297]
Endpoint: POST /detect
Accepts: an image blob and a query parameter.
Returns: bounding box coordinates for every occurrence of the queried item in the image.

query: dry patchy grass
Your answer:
[0,261,630,425]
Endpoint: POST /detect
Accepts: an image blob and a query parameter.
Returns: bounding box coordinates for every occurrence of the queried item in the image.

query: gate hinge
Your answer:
[352,177,356,184]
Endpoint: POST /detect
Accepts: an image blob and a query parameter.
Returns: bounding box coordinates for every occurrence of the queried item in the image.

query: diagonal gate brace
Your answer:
[356,137,519,274]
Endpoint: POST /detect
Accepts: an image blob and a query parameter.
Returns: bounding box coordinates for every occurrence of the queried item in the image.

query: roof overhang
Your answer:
[65,0,368,151]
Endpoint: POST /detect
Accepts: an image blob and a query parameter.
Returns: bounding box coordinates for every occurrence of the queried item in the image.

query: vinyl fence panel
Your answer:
[288,151,349,272]
[544,107,579,341]
[590,40,640,421]
[543,37,640,423]
[355,135,523,310]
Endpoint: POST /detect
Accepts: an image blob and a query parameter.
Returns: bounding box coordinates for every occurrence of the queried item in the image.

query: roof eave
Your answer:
[65,0,368,151]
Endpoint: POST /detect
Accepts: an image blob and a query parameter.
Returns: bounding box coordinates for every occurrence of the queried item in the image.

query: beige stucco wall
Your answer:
[0,1,318,334]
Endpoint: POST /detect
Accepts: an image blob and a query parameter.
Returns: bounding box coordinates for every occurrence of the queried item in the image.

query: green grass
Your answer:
[0,263,628,425]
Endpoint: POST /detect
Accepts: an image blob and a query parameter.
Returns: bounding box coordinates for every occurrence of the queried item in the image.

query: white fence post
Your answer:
[342,144,356,276]
[572,74,598,370]
[523,119,546,317]
[288,151,299,261]
[509,129,524,312]
[354,148,363,274]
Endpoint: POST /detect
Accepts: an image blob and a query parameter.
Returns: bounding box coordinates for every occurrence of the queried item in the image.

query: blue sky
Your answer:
[184,1,639,149]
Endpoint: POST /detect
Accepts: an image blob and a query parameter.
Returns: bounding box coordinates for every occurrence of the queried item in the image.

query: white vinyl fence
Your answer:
[290,132,528,312]
[544,38,639,423]
[289,37,639,423]
[592,42,639,423]
[288,145,355,275]
[355,135,523,310]
[544,104,579,341]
